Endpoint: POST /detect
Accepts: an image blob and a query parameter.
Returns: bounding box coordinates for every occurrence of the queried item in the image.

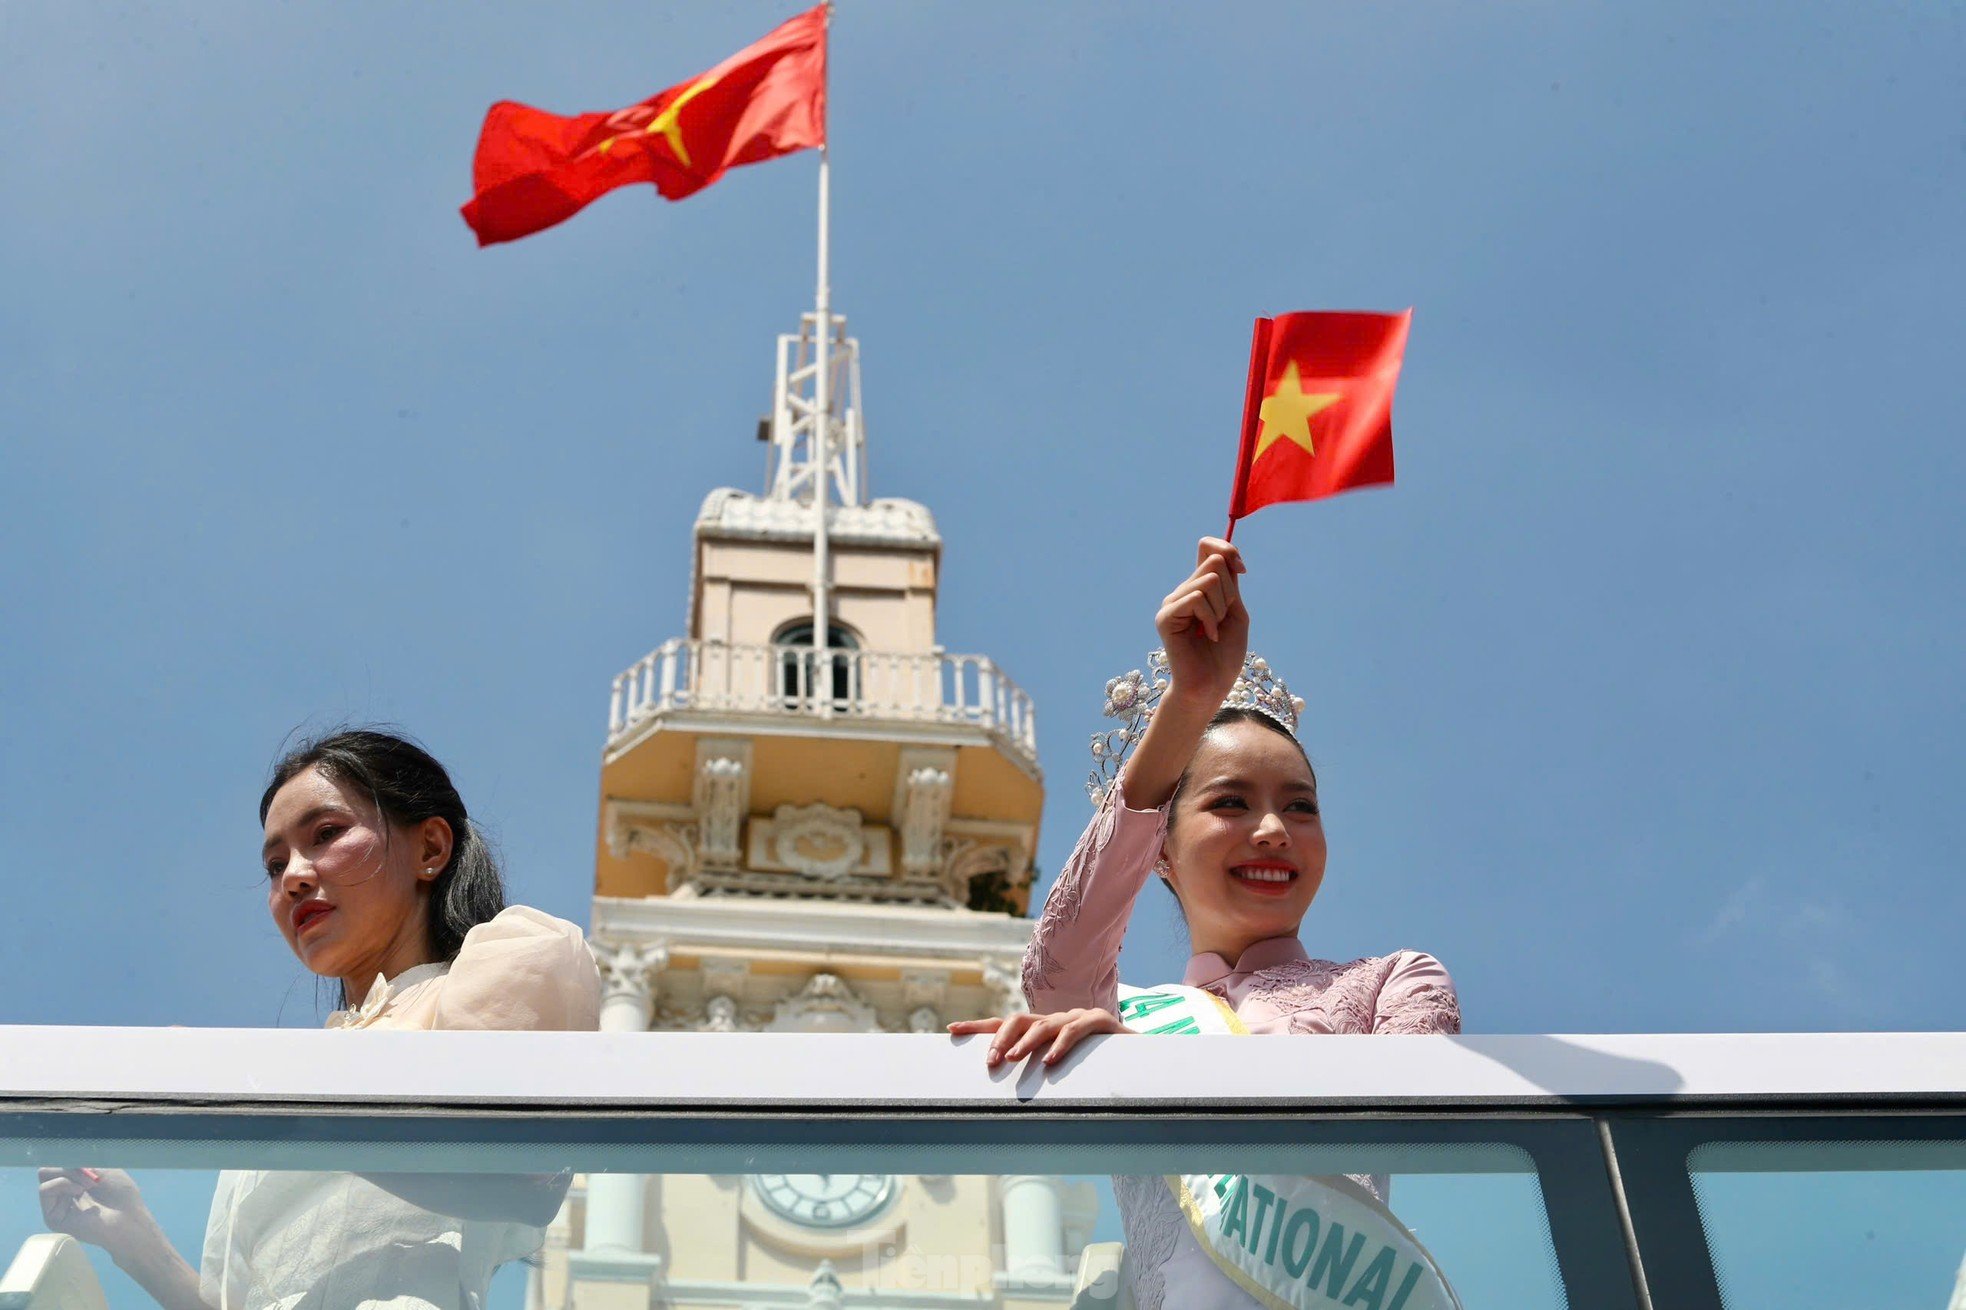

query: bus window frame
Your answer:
[1605,1108,1966,1310]
[5,1028,1963,1310]
[5,1106,1645,1310]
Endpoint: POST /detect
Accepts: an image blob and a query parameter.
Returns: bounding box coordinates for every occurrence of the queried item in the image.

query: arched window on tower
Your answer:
[774,620,860,710]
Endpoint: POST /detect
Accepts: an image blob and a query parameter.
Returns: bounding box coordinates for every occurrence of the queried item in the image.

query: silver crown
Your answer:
[1087,650,1306,804]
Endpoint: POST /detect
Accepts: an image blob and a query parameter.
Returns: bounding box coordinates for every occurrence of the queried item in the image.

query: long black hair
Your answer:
[260,728,507,967]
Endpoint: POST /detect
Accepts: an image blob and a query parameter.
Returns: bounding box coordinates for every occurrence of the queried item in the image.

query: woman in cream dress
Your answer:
[39,730,602,1310]
[953,540,1461,1310]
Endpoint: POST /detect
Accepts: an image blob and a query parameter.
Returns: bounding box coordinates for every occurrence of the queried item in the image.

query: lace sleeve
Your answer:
[1020,781,1168,1016]
[1371,949,1462,1035]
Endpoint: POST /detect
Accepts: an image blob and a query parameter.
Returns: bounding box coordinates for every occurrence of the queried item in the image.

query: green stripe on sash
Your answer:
[1114,983,1461,1309]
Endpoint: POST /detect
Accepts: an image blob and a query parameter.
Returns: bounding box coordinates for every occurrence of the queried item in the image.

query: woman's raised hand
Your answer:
[38,1167,156,1259]
[948,1008,1134,1066]
[1118,537,1251,808]
[1156,537,1248,709]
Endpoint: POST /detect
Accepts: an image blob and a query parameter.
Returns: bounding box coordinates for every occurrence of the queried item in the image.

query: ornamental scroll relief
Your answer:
[937,817,1035,911]
[602,798,698,895]
[766,972,881,1033]
[747,803,893,880]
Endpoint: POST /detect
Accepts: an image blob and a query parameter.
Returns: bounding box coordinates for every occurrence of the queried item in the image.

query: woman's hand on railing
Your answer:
[948,1008,1134,1067]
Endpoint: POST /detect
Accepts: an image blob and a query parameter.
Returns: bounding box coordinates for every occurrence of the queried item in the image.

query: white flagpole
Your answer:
[810,138,833,704]
[804,5,835,711]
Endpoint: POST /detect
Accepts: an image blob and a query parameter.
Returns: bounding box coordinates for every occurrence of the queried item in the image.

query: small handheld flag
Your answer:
[461,5,828,246]
[1226,310,1411,536]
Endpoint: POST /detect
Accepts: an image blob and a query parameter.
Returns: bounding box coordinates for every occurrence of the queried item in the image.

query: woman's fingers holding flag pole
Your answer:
[1156,538,1250,710]
[1161,541,1244,639]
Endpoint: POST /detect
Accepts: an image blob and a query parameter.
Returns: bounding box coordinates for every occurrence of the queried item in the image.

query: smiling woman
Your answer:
[950,538,1463,1310]
[37,729,602,1310]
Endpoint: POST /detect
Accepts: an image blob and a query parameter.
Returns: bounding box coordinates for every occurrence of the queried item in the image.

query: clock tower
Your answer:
[533,311,1094,1310]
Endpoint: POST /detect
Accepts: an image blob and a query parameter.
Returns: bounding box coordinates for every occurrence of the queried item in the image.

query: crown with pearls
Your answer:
[1087,649,1306,805]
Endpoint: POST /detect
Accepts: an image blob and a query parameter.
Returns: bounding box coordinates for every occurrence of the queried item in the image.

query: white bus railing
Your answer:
[1,1031,1962,1310]
[2,1029,1961,1110]
[607,639,1039,767]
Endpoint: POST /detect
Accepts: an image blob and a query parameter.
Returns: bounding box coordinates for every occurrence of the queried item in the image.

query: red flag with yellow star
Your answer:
[461,5,827,247]
[1227,310,1412,529]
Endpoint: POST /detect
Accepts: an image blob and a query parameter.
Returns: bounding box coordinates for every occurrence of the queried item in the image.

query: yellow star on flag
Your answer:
[644,74,722,167]
[1255,362,1341,461]
[595,74,722,164]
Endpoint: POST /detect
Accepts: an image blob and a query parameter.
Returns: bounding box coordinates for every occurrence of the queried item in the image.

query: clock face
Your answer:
[750,1173,895,1229]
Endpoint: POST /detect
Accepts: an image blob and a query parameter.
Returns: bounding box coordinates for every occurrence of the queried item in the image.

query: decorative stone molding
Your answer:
[603,798,698,894]
[591,938,667,1038]
[594,892,1037,964]
[651,999,745,1032]
[927,817,1034,909]
[696,488,941,549]
[775,804,864,879]
[907,1006,942,1033]
[692,738,752,869]
[752,803,890,880]
[901,968,949,1015]
[938,837,1009,904]
[982,956,1029,1017]
[767,972,880,1033]
[695,866,925,904]
[701,957,750,1002]
[893,748,957,877]
[700,995,742,1032]
[593,939,669,1009]
[806,1260,846,1310]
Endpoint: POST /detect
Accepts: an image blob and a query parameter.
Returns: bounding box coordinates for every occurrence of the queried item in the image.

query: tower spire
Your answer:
[763,306,863,510]
[764,123,865,638]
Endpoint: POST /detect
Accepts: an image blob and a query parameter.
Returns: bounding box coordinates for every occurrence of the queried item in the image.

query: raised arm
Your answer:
[1121,537,1251,808]
[1023,537,1252,1013]
[953,539,1256,1065]
[1020,786,1168,1014]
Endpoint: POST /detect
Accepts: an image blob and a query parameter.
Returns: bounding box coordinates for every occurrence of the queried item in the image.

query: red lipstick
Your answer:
[291,901,334,935]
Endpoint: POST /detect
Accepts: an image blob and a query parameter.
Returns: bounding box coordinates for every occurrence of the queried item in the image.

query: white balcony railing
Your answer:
[608,638,1039,768]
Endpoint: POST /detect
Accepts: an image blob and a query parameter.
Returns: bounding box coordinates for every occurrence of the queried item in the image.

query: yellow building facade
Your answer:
[537,313,1095,1310]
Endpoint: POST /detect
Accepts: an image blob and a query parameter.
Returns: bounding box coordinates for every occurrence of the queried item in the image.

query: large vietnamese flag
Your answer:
[1227,310,1412,528]
[461,5,827,246]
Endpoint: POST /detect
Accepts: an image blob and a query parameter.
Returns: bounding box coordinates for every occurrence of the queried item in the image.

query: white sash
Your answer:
[1115,984,1461,1310]
[1116,982,1250,1036]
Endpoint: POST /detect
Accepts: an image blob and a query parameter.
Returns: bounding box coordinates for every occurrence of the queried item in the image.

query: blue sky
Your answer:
[3,0,1962,1041]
